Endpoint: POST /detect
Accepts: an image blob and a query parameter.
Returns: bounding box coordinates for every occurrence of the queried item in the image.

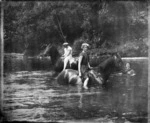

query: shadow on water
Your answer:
[3,56,148,123]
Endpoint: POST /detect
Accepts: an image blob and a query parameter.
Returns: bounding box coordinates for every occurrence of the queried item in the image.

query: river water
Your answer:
[3,56,148,123]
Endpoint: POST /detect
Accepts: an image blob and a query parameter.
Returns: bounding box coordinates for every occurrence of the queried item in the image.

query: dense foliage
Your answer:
[4,1,148,57]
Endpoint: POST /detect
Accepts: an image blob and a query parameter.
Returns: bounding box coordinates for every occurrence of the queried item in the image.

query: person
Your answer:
[78,43,92,89]
[62,42,73,70]
[125,62,136,76]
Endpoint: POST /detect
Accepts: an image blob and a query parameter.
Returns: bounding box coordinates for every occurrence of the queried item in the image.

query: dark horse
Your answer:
[57,53,126,87]
[93,52,125,83]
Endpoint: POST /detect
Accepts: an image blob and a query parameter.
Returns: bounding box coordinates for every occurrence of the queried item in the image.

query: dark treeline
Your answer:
[4,1,148,57]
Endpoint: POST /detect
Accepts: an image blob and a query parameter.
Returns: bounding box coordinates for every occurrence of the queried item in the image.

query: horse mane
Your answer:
[94,56,113,71]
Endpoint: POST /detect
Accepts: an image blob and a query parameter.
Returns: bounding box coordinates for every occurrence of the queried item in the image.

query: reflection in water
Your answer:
[3,57,148,122]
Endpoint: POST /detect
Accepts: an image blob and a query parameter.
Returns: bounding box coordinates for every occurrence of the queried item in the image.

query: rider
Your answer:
[63,42,73,71]
[78,43,92,89]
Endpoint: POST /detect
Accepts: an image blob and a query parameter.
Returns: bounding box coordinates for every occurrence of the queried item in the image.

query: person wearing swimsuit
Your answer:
[78,43,92,89]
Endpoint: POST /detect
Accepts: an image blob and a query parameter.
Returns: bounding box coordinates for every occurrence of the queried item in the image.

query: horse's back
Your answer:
[57,69,82,85]
[55,57,78,72]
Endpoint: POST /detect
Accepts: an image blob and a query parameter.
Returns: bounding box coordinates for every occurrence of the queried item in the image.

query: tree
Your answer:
[4,1,148,56]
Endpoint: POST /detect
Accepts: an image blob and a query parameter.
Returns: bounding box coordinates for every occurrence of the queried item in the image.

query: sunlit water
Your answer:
[3,56,148,123]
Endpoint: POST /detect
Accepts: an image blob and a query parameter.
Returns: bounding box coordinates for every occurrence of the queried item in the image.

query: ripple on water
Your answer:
[3,59,148,122]
[5,108,46,121]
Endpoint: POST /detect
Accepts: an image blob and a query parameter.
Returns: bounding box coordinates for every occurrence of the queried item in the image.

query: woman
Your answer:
[63,42,73,70]
[78,43,92,89]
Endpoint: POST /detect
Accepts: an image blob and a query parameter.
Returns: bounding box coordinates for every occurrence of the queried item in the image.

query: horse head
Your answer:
[49,45,61,65]
[112,52,125,72]
[42,44,61,65]
[95,52,125,83]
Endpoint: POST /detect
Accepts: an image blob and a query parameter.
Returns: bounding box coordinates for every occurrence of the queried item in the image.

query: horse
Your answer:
[93,52,125,83]
[57,69,103,86]
[57,53,126,88]
[42,44,123,73]
[41,44,78,72]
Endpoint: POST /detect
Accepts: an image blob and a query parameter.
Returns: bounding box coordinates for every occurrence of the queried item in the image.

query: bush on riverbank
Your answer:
[4,1,148,58]
[118,40,148,57]
[72,37,148,57]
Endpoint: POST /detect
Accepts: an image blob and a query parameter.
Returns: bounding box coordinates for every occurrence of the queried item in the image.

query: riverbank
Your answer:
[4,53,148,60]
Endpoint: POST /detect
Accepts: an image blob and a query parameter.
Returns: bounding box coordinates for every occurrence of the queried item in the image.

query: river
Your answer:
[3,56,148,123]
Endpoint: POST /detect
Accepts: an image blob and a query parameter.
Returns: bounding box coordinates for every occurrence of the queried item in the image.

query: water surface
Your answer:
[3,57,148,123]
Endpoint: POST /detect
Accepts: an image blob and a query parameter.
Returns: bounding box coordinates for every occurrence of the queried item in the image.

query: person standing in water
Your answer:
[78,43,92,89]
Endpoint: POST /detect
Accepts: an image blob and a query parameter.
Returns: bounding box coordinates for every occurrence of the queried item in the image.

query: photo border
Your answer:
[0,0,149,122]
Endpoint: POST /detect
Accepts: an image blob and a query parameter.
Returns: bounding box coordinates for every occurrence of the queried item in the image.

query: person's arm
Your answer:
[87,54,92,69]
[78,55,83,77]
[64,47,72,57]
[64,53,68,58]
[88,62,92,69]
[67,47,72,56]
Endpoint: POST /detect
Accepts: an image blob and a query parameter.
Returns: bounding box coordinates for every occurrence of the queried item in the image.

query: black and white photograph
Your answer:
[0,0,149,123]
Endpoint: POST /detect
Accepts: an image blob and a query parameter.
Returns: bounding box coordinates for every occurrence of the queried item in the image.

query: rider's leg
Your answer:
[69,57,74,67]
[83,77,89,89]
[63,57,69,70]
